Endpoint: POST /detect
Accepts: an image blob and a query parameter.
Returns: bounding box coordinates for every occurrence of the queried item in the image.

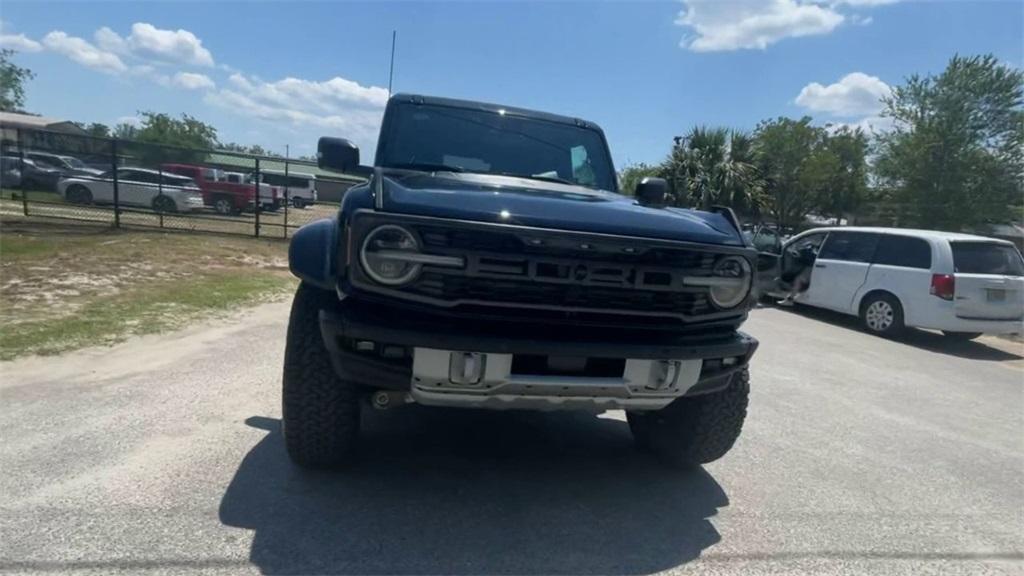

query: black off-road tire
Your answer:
[644,368,750,468]
[626,411,653,452]
[282,283,360,468]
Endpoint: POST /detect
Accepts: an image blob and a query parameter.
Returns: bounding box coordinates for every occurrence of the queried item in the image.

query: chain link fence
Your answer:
[0,126,364,238]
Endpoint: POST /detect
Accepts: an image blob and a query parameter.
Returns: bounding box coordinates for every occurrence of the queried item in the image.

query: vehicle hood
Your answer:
[378,172,744,245]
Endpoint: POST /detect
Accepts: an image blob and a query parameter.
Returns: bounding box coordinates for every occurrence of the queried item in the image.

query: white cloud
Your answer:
[91,23,213,67]
[42,31,126,73]
[124,23,213,67]
[795,72,891,117]
[93,26,126,54]
[172,71,215,90]
[675,0,901,52]
[205,73,388,151]
[0,32,42,52]
[225,73,388,110]
[676,0,844,52]
[826,115,894,135]
[115,115,143,127]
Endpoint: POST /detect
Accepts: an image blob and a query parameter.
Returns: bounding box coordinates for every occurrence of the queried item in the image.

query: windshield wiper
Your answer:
[388,162,465,173]
[496,171,575,186]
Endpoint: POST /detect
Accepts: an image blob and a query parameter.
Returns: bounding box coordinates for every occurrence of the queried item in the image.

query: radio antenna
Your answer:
[388,30,396,96]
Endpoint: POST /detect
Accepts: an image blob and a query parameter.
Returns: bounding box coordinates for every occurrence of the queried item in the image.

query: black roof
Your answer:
[388,93,601,131]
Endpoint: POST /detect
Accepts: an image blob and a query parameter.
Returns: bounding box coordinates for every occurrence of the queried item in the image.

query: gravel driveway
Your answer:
[1,302,1021,575]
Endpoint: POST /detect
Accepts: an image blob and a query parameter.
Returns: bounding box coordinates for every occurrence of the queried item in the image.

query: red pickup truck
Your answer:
[161,164,279,214]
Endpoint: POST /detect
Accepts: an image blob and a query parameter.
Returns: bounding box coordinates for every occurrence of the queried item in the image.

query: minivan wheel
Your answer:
[942,331,983,341]
[292,196,306,209]
[860,293,904,336]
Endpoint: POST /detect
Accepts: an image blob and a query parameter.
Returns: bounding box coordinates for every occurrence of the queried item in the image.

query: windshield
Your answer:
[952,242,1024,276]
[377,103,617,192]
[63,157,87,169]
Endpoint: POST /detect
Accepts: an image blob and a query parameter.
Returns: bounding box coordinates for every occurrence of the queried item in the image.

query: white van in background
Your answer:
[256,170,317,208]
[768,227,1023,339]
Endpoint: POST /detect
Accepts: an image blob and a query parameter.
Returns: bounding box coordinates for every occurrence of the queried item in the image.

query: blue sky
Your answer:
[2,1,1021,166]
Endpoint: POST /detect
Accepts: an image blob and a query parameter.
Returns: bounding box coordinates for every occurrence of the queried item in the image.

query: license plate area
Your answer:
[510,355,626,378]
[987,289,1007,302]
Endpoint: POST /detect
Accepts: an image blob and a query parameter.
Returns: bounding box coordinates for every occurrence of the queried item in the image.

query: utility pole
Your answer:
[388,30,396,96]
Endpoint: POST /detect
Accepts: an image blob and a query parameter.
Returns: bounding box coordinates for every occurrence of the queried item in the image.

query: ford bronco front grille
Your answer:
[348,213,748,323]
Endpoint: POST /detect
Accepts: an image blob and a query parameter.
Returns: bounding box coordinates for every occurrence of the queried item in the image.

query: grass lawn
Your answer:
[0,216,297,361]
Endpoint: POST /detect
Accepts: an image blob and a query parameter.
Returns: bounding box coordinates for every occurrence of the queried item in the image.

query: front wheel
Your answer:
[66,184,93,205]
[942,331,983,341]
[282,283,360,468]
[292,196,306,209]
[213,196,234,215]
[635,367,750,468]
[860,293,905,337]
[152,195,178,213]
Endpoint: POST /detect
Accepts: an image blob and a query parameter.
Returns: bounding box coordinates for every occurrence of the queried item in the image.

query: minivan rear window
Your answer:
[873,235,932,269]
[951,242,1024,276]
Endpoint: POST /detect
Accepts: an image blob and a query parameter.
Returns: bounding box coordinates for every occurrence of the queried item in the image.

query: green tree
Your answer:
[72,122,112,139]
[617,162,663,196]
[664,126,762,211]
[803,126,869,224]
[127,111,219,166]
[112,122,139,140]
[0,49,35,112]
[752,117,823,230]
[875,54,1023,230]
[220,142,269,156]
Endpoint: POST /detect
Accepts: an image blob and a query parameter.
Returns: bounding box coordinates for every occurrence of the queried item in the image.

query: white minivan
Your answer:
[765,227,1023,339]
[256,170,317,208]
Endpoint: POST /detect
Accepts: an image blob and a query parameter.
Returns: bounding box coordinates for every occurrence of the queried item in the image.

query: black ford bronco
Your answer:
[285,94,758,468]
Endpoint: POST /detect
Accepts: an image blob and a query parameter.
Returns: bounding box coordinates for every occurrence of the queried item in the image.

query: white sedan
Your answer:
[58,168,205,213]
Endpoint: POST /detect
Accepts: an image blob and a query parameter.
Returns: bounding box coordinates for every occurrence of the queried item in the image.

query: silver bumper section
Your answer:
[410,348,705,411]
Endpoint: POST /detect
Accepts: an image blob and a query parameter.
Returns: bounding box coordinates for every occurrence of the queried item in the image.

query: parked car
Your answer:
[58,167,205,213]
[254,170,317,208]
[0,156,63,191]
[24,151,104,178]
[161,163,279,215]
[282,93,759,469]
[0,158,22,189]
[762,227,1024,339]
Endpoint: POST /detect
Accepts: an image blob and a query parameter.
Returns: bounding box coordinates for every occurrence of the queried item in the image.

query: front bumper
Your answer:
[319,300,758,411]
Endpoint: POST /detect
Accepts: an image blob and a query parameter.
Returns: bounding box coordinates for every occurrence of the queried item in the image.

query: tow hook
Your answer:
[371,390,412,410]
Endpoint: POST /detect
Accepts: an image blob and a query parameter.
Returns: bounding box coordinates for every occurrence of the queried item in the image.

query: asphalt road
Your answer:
[1,302,1022,575]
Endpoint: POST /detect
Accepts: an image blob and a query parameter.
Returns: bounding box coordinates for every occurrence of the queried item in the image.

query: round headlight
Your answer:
[708,256,751,309]
[360,225,421,286]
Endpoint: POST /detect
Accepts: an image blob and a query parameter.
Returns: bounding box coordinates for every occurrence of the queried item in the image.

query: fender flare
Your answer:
[288,217,338,290]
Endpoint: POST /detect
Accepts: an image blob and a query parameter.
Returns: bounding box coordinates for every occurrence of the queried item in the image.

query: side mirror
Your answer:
[317,137,361,174]
[636,177,669,207]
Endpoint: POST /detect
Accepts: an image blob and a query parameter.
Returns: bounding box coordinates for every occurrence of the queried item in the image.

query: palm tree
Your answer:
[665,126,762,212]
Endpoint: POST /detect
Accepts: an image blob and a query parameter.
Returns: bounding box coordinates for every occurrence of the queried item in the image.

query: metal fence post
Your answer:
[157,164,164,229]
[283,156,289,238]
[254,158,261,238]
[111,138,121,229]
[17,128,28,216]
